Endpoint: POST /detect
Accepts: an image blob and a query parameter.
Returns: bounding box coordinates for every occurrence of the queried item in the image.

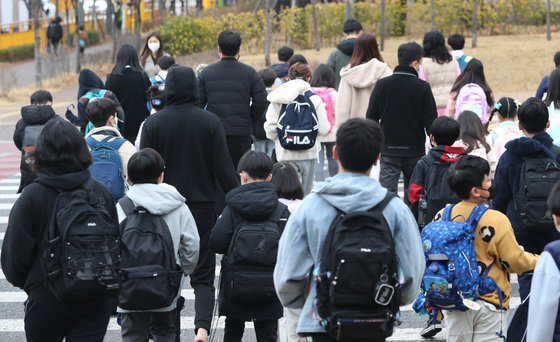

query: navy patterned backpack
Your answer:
[414,204,502,312]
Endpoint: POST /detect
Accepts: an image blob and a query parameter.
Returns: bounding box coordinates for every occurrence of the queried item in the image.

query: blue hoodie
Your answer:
[493,132,560,254]
[273,172,425,334]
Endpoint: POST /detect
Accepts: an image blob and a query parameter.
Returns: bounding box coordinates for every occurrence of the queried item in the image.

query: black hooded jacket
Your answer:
[198,57,268,137]
[209,181,289,320]
[1,167,117,300]
[140,66,239,209]
[13,105,57,192]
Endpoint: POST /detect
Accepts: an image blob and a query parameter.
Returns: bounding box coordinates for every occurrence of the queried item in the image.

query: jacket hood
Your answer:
[21,105,56,125]
[267,79,311,104]
[337,38,356,56]
[126,183,186,215]
[78,69,104,99]
[165,66,199,106]
[226,182,279,220]
[339,58,389,88]
[313,173,388,213]
[505,132,558,158]
[35,168,90,191]
[428,145,465,163]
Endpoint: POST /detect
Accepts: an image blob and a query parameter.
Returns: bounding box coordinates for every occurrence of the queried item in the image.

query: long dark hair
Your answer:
[458,110,491,154]
[423,31,453,64]
[451,58,493,107]
[139,31,164,66]
[111,44,143,75]
[29,117,92,172]
[350,33,384,68]
[546,68,560,110]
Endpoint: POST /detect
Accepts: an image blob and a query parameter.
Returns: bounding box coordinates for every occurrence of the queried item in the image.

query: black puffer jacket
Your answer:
[209,181,289,320]
[198,57,268,137]
[12,105,57,193]
[1,167,117,299]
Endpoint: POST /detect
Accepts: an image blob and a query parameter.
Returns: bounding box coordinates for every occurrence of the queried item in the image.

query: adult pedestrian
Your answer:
[264,63,330,196]
[139,32,170,79]
[114,1,123,34]
[140,66,239,342]
[420,31,460,116]
[106,44,151,143]
[2,117,117,342]
[335,33,391,128]
[326,19,362,89]
[46,16,63,55]
[366,42,437,203]
[536,51,560,100]
[198,30,268,168]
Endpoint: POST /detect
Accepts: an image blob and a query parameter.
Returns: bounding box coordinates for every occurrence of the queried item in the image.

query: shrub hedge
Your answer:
[0,44,34,62]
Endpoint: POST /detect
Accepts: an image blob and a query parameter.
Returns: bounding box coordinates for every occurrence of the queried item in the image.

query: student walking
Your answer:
[210,151,289,342]
[139,32,170,79]
[487,97,522,157]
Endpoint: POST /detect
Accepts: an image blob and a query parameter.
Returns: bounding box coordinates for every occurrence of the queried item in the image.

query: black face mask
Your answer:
[478,182,498,200]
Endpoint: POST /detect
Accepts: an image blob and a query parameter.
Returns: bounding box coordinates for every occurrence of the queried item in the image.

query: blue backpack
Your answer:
[414,204,501,312]
[86,136,126,201]
[276,90,319,151]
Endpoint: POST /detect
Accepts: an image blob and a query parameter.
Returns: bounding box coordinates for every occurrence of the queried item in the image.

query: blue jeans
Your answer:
[315,142,338,181]
[253,139,275,159]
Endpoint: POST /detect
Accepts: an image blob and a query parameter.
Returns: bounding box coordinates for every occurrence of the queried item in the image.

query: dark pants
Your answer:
[189,206,218,335]
[24,295,113,342]
[379,155,421,205]
[121,309,177,342]
[310,333,385,342]
[224,317,277,342]
[518,273,532,302]
[226,135,253,169]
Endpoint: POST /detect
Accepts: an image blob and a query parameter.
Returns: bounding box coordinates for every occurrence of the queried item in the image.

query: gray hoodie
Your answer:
[117,183,200,312]
[274,172,425,334]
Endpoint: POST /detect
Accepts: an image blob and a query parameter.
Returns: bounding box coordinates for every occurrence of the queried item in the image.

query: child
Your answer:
[527,181,560,341]
[135,84,165,149]
[447,33,472,72]
[150,55,175,86]
[545,68,560,146]
[311,64,339,181]
[445,58,494,120]
[209,150,290,342]
[117,148,200,342]
[453,110,498,177]
[409,116,465,229]
[271,161,304,342]
[487,97,522,157]
[253,68,276,158]
[436,155,538,342]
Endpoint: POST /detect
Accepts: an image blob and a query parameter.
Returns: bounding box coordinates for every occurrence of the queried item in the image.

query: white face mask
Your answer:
[148,42,160,53]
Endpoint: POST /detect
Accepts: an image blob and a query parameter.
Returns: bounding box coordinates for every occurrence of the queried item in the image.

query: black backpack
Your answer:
[276,90,319,151]
[515,144,560,232]
[315,192,400,341]
[41,178,121,301]
[417,159,460,229]
[221,202,288,303]
[117,197,183,310]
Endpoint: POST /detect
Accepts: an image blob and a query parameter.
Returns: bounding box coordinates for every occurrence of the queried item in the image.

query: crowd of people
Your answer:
[5,18,560,342]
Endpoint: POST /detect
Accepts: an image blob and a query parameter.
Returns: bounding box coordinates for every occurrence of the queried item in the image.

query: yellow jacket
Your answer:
[435,201,538,309]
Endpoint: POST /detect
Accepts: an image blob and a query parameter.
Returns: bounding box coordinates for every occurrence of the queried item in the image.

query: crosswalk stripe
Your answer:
[0,194,19,199]
[0,186,18,192]
[0,217,6,224]
[0,204,13,210]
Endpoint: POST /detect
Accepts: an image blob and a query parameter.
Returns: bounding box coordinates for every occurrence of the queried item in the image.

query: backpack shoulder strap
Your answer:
[99,89,107,97]
[86,136,100,149]
[118,196,136,216]
[103,136,127,150]
[369,191,396,213]
[441,204,455,221]
[542,144,560,160]
[466,204,489,229]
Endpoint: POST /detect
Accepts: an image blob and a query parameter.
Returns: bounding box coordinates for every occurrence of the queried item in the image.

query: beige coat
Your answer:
[335,58,392,129]
[421,58,459,108]
[265,79,330,161]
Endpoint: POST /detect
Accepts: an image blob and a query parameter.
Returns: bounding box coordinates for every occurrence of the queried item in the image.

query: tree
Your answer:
[265,0,271,66]
[430,0,435,30]
[288,0,296,47]
[344,0,351,21]
[472,0,478,48]
[380,0,385,51]
[547,0,551,41]
[312,0,320,51]
[70,0,82,73]
[22,0,43,87]
[132,0,142,50]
